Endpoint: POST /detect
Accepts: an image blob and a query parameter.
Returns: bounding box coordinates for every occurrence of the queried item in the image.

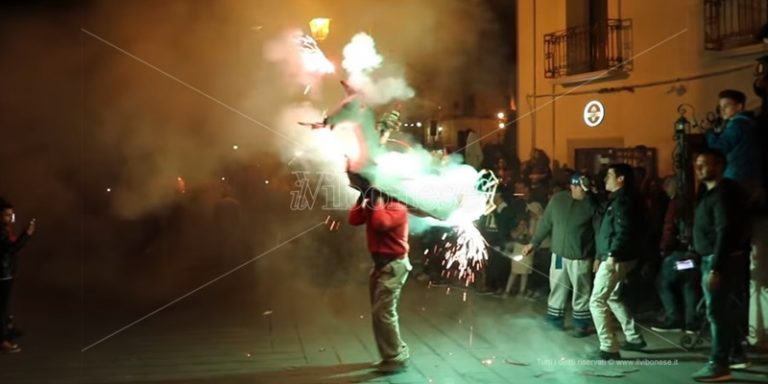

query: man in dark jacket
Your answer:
[690,149,751,382]
[349,188,411,373]
[0,199,34,354]
[589,164,646,360]
[522,172,598,337]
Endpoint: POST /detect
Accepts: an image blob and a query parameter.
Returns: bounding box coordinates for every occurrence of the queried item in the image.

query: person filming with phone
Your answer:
[0,198,34,354]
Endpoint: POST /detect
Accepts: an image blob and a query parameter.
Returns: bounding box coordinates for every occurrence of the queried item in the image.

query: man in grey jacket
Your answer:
[522,173,598,337]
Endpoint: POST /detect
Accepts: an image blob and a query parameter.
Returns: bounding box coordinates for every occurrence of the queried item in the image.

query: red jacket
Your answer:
[348,199,409,257]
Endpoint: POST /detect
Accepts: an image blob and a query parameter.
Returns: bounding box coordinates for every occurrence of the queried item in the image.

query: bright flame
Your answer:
[309,18,331,41]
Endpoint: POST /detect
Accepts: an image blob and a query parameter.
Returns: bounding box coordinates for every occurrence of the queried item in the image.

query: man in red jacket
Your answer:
[349,187,411,374]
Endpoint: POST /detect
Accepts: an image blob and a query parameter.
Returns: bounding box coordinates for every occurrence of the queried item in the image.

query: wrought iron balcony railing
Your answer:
[544,19,632,79]
[704,0,767,51]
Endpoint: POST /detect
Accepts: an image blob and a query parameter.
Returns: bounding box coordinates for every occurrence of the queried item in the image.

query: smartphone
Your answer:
[675,259,695,271]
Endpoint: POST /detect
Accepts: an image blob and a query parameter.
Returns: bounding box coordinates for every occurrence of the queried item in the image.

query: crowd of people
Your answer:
[404,89,763,382]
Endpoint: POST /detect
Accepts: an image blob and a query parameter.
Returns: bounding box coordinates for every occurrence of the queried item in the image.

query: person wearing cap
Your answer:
[522,172,598,337]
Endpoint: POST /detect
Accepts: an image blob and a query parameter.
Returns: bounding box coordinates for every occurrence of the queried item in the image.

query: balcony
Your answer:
[544,19,632,80]
[704,0,767,51]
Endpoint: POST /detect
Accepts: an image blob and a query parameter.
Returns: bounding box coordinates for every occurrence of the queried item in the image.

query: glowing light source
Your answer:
[106,188,111,193]
[498,123,505,129]
[416,122,422,127]
[233,145,239,150]
[497,112,505,119]
[176,176,186,194]
[309,18,331,41]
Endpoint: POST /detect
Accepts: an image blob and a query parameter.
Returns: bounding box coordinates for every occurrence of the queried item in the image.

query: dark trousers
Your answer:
[0,279,12,341]
[529,248,551,295]
[657,253,700,326]
[701,255,749,366]
[485,247,510,291]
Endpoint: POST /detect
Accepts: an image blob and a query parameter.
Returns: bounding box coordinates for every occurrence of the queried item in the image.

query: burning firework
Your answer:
[289,32,495,285]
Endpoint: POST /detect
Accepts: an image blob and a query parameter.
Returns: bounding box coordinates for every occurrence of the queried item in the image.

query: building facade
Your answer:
[517,0,767,176]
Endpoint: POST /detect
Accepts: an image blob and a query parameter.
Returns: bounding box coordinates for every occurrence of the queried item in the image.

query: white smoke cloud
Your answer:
[264,29,334,92]
[342,33,383,74]
[341,32,415,106]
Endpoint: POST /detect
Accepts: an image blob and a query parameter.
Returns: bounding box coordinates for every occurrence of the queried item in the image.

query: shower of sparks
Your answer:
[294,33,335,75]
[441,223,488,285]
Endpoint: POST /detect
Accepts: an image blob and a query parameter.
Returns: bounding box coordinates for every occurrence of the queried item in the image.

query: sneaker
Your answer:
[585,349,621,360]
[683,324,697,335]
[374,359,409,374]
[729,354,751,370]
[691,362,731,382]
[650,322,683,333]
[621,338,647,351]
[0,340,20,354]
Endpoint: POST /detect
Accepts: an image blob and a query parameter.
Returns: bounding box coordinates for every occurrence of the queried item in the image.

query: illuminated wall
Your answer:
[516,0,765,175]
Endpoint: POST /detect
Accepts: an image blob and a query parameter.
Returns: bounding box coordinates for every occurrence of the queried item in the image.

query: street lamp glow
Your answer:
[497,112,505,119]
[498,123,505,129]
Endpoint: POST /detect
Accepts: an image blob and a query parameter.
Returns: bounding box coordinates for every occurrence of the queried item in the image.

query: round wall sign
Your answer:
[583,100,605,127]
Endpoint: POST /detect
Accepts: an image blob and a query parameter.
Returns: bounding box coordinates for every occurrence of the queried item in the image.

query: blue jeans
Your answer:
[700,255,748,366]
